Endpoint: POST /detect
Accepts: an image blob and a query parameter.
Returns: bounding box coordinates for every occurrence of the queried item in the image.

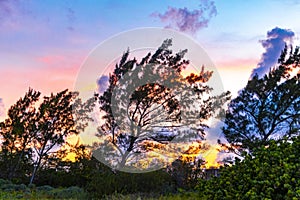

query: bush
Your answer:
[0,179,11,186]
[86,169,174,198]
[0,178,90,199]
[36,185,54,192]
[49,186,87,199]
[196,137,300,199]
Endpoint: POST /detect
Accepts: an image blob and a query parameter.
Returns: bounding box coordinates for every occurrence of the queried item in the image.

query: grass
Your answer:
[0,178,200,200]
[0,181,88,199]
[0,190,200,200]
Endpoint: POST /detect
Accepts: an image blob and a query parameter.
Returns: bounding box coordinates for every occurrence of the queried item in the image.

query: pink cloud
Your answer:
[215,58,258,69]
[0,53,84,110]
[38,55,66,64]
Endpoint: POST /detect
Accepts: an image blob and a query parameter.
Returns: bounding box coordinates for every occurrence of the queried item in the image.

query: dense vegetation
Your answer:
[0,43,299,199]
[196,137,300,199]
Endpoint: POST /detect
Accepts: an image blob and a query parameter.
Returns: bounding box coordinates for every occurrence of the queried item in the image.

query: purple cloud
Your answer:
[66,6,76,31]
[0,0,19,17]
[0,0,31,25]
[251,27,295,78]
[97,75,109,94]
[152,0,217,34]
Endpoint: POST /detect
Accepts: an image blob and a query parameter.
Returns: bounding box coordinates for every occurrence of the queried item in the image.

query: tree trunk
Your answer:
[118,136,137,169]
[119,151,130,169]
[29,158,41,184]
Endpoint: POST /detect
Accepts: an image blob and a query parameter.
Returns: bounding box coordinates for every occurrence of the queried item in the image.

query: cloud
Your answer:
[152,0,217,34]
[0,0,31,27]
[0,98,5,117]
[66,6,76,31]
[251,27,295,78]
[205,120,223,143]
[97,75,109,94]
[0,1,77,31]
[0,0,20,27]
[0,0,19,17]
[37,55,66,65]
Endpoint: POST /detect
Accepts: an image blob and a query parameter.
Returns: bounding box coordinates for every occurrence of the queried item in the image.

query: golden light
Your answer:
[202,144,221,168]
[64,134,222,170]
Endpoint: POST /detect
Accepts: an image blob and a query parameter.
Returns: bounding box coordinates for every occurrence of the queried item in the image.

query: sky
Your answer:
[1,0,300,166]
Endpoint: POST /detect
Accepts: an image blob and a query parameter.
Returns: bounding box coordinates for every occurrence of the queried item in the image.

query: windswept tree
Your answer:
[95,39,230,171]
[31,89,96,184]
[0,88,96,184]
[0,89,40,181]
[221,45,300,156]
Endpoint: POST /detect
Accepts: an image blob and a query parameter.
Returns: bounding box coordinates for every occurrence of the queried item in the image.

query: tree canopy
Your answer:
[95,39,230,172]
[221,46,300,155]
[0,88,95,184]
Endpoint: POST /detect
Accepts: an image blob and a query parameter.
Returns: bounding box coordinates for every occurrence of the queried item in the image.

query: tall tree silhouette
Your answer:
[221,45,300,156]
[96,39,230,171]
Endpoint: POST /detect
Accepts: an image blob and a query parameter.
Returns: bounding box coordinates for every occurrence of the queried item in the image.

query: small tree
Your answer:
[0,88,96,184]
[0,88,40,181]
[221,46,300,156]
[96,39,230,171]
[29,89,96,184]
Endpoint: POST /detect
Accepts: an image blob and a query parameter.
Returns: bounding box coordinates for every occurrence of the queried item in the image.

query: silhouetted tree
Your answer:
[0,89,40,181]
[29,89,96,184]
[221,45,300,156]
[0,88,96,184]
[96,39,230,171]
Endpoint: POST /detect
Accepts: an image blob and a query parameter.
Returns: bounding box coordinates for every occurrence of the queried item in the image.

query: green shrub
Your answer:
[36,185,54,192]
[196,137,300,199]
[86,168,174,198]
[49,186,87,199]
[0,179,11,186]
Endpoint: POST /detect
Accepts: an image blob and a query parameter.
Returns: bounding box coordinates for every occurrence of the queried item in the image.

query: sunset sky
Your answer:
[1,0,300,166]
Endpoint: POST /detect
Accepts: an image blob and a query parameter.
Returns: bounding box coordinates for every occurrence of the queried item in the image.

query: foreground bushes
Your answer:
[0,179,88,199]
[86,168,175,198]
[195,137,300,199]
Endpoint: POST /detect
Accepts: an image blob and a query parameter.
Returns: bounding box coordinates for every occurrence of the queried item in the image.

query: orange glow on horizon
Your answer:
[65,135,222,169]
[202,144,221,168]
[62,135,84,162]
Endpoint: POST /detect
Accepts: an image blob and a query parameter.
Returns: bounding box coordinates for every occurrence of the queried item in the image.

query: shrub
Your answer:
[49,186,87,199]
[0,179,11,186]
[196,137,300,199]
[36,185,54,192]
